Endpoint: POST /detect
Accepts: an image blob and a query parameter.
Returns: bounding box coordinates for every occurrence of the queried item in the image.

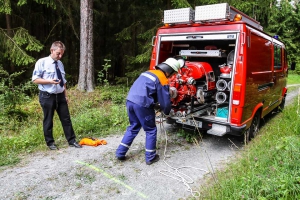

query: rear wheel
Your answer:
[274,96,286,113]
[278,96,286,111]
[244,111,261,144]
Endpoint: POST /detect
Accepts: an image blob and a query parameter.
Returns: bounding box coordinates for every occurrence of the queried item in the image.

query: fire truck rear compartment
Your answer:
[158,34,239,136]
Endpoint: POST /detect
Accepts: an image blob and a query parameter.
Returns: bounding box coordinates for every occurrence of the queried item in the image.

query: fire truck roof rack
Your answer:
[163,3,263,31]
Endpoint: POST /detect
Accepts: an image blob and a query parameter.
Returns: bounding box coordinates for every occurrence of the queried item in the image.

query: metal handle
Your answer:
[151,36,156,47]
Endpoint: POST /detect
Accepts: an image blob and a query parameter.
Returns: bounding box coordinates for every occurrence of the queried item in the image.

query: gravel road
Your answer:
[0,86,299,200]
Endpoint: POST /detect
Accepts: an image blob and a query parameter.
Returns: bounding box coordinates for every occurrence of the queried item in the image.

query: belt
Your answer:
[40,91,64,95]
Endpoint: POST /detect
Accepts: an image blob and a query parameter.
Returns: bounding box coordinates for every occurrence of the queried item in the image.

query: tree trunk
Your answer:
[86,0,94,92]
[6,14,15,72]
[78,0,94,92]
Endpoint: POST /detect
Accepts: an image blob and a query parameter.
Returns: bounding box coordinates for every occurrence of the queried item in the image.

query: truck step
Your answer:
[207,129,226,136]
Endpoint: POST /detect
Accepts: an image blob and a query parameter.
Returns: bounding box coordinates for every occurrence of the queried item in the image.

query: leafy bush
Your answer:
[0,67,36,116]
[72,104,128,138]
[98,85,128,104]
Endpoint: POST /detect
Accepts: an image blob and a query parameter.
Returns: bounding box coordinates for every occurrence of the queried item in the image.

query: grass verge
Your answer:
[287,73,299,85]
[198,96,300,199]
[0,85,129,167]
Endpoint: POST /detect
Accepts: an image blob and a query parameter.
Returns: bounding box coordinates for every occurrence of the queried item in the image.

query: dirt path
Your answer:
[0,86,298,200]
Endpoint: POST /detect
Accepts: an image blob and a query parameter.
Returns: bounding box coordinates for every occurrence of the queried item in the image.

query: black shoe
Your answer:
[116,156,126,161]
[48,144,58,150]
[69,142,82,148]
[146,155,160,165]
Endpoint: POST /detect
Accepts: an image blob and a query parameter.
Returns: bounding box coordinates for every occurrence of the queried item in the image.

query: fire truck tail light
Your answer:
[231,118,238,123]
[232,84,242,105]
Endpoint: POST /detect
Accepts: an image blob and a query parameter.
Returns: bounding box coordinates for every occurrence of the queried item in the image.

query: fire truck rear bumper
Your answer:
[170,117,247,136]
[229,124,247,136]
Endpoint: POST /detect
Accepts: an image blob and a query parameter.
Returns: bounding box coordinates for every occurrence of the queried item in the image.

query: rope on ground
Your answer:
[155,112,210,198]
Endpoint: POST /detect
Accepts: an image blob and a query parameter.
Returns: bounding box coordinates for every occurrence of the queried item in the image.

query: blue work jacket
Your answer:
[126,70,171,115]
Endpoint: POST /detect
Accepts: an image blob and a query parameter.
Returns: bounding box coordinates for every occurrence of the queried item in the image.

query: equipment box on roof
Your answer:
[164,8,194,24]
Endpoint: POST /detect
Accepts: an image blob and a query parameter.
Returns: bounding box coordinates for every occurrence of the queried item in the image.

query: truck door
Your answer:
[272,43,285,108]
[245,29,273,120]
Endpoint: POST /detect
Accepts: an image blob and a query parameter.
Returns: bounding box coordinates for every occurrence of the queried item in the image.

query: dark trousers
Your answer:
[39,91,76,146]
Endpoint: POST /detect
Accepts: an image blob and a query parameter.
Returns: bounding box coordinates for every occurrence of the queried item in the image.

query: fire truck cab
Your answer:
[150,3,288,141]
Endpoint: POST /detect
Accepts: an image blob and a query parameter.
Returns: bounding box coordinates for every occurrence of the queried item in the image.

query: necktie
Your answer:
[54,61,64,87]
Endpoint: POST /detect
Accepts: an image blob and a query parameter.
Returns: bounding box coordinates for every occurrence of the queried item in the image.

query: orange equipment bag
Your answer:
[79,137,107,147]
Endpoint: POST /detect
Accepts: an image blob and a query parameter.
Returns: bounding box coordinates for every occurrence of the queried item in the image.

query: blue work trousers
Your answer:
[116,100,157,162]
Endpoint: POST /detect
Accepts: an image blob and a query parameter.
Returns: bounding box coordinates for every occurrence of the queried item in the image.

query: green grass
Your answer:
[0,85,129,167]
[197,74,300,199]
[199,101,300,199]
[287,73,300,85]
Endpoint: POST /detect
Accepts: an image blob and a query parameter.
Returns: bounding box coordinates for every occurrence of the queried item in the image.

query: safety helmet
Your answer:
[155,58,181,75]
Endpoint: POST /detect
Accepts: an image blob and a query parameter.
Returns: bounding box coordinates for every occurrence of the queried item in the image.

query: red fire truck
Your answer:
[150,3,289,141]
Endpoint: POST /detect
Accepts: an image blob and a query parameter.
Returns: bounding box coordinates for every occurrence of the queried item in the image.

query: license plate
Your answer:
[181,119,202,128]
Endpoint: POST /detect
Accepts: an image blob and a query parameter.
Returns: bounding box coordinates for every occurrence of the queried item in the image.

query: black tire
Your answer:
[279,96,286,111]
[244,111,261,143]
[249,111,261,139]
[274,96,286,113]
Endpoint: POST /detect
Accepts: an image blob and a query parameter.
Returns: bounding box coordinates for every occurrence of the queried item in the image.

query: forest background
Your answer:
[1,0,300,133]
[1,0,300,87]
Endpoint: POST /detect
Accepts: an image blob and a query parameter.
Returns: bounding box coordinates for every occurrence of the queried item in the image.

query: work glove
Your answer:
[169,87,177,99]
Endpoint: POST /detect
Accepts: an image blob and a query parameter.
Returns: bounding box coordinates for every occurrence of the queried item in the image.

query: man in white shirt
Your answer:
[32,41,81,150]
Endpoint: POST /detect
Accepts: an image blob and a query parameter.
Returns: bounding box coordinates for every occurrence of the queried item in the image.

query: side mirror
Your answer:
[290,62,296,70]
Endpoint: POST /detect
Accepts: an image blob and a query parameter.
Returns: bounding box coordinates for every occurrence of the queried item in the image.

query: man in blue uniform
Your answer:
[32,41,82,150]
[116,58,181,165]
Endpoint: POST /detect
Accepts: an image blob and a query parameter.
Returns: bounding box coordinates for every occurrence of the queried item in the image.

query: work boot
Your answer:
[116,156,126,161]
[146,155,160,165]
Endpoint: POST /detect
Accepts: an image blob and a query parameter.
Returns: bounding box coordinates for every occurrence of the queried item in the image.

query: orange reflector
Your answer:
[234,84,241,92]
